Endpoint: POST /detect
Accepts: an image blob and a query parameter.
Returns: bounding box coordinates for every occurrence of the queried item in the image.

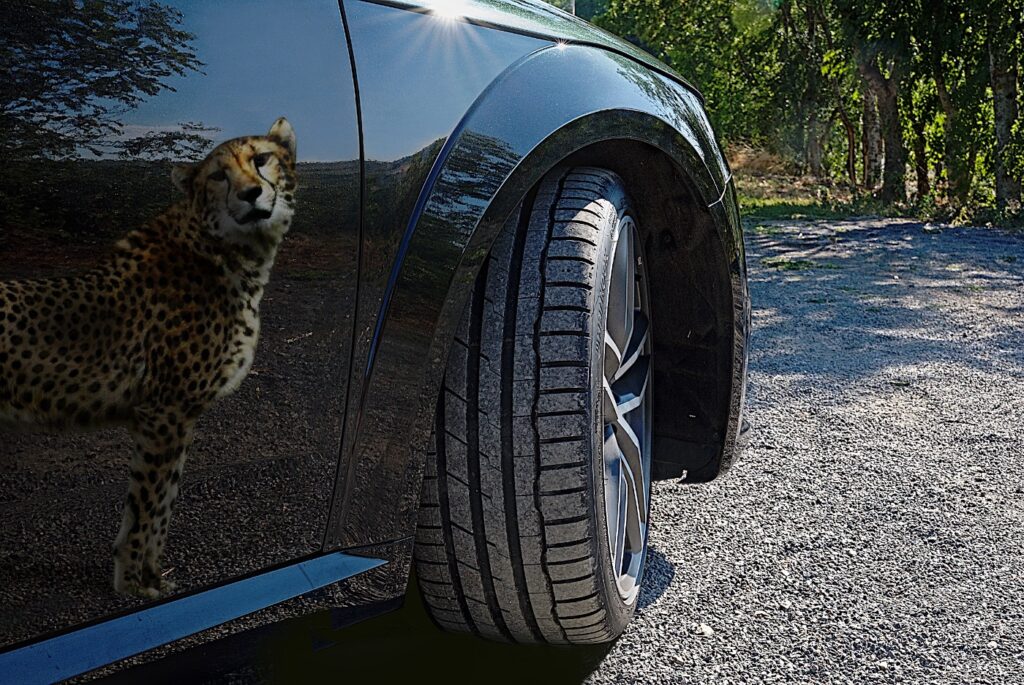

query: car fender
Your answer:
[328,41,746,549]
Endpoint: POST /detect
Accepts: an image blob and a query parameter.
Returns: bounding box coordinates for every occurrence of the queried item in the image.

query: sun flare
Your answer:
[428,0,466,21]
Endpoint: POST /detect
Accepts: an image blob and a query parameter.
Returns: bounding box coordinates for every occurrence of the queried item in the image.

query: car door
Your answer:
[0,0,360,648]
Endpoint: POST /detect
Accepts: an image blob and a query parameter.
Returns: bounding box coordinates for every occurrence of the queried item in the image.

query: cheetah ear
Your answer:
[172,164,196,196]
[268,117,296,159]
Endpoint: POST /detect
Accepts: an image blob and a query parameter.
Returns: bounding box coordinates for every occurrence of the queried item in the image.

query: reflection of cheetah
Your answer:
[0,119,297,598]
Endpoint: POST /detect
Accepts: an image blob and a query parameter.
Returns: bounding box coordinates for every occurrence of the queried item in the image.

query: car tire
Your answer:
[413,167,654,644]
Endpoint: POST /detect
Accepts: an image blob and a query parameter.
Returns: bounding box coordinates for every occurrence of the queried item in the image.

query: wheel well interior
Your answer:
[560,140,734,481]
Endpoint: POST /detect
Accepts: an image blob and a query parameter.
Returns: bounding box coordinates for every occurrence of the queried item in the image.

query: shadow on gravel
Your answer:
[747,219,1024,382]
[263,587,613,683]
[104,578,616,684]
[638,547,674,610]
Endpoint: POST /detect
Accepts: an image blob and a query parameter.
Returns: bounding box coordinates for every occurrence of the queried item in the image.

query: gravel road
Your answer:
[586,218,1024,684]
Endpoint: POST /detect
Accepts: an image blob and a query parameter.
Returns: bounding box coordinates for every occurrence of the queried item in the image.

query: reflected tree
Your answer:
[429,130,522,239]
[0,1,213,243]
[400,130,521,316]
[117,121,220,161]
[0,0,204,160]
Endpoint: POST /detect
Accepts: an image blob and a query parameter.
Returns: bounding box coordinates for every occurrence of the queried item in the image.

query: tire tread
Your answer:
[415,168,634,644]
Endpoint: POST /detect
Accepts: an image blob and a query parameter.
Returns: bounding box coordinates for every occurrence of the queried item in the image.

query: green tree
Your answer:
[594,0,1024,219]
[576,0,609,18]
[596,0,778,149]
[919,0,991,208]
[835,0,914,203]
[596,0,854,179]
[545,0,576,11]
[988,0,1022,210]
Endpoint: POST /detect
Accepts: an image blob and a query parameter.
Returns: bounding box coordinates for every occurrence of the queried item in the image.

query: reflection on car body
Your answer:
[0,120,298,598]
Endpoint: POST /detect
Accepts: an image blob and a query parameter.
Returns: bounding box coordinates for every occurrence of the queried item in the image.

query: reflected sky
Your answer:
[120,0,357,162]
[346,0,547,161]
[117,0,551,163]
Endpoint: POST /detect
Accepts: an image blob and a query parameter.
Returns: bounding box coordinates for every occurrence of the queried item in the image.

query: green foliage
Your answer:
[1009,117,1024,180]
[596,0,783,148]
[574,0,609,19]
[592,0,1023,222]
[545,0,576,11]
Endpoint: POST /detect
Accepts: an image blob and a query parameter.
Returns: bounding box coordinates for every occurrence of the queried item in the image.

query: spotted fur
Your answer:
[0,118,298,598]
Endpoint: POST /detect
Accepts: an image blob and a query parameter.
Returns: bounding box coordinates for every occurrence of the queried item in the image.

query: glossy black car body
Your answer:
[0,0,748,680]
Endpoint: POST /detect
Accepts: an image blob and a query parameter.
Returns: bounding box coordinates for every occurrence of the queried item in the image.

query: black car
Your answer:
[0,0,749,680]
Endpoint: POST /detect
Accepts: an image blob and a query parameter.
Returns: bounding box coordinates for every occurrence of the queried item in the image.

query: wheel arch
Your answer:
[434,129,744,483]
[331,43,749,549]
[557,140,742,481]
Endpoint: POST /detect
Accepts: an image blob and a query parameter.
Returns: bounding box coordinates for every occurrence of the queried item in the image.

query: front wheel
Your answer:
[414,167,653,644]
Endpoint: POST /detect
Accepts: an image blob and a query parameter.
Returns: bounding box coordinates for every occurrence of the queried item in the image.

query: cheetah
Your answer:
[0,118,298,598]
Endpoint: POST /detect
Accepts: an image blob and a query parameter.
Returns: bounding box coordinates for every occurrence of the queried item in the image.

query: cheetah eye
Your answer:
[253,153,273,168]
[208,169,227,182]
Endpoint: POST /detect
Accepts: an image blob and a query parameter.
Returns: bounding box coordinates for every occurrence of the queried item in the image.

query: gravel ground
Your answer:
[586,218,1024,684]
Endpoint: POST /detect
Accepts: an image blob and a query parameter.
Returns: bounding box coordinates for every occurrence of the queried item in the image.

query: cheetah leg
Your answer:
[113,408,194,599]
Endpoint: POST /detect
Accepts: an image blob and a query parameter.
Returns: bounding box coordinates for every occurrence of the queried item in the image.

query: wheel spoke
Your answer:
[602,376,617,422]
[613,414,647,527]
[613,310,649,382]
[610,353,649,417]
[603,424,620,481]
[604,331,622,383]
[618,435,645,551]
[603,426,626,573]
[614,467,628,574]
[606,220,636,354]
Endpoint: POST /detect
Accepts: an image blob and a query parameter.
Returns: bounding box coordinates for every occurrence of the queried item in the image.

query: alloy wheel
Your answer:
[601,215,652,604]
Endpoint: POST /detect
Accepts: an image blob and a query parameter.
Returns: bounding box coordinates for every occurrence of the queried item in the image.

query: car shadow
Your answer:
[271,547,674,683]
[265,587,614,683]
[103,571,627,684]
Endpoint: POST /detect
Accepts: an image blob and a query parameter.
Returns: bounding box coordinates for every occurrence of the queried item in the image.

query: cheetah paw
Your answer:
[115,574,177,599]
[120,581,165,600]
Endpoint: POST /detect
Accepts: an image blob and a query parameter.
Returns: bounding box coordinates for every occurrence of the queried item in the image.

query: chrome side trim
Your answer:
[0,552,385,684]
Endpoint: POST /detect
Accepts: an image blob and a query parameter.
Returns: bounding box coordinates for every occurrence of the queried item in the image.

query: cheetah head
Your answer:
[173,118,297,248]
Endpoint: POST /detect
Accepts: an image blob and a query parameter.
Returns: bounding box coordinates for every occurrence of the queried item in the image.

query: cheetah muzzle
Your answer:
[0,118,298,599]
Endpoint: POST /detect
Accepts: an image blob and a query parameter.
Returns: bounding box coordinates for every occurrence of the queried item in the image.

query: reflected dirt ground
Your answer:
[0,162,359,644]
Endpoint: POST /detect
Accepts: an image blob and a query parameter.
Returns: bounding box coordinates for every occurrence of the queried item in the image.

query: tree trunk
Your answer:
[934,65,972,208]
[836,105,858,186]
[989,7,1021,211]
[876,84,907,203]
[933,158,944,197]
[810,0,856,186]
[806,109,825,178]
[910,110,930,200]
[862,84,882,189]
[857,52,906,203]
